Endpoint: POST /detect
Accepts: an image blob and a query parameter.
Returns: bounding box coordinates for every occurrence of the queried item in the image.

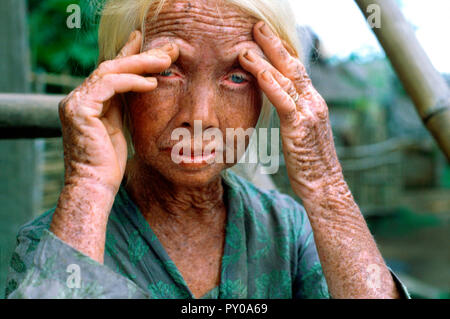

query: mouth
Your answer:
[162,147,218,169]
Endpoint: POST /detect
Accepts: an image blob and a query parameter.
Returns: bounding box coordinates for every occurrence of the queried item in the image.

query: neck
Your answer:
[124,157,225,222]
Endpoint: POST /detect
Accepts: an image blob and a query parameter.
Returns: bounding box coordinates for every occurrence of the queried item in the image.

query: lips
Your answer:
[163,146,220,166]
[179,151,216,164]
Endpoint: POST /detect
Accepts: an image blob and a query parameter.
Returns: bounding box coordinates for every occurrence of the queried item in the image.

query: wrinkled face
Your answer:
[127,0,263,186]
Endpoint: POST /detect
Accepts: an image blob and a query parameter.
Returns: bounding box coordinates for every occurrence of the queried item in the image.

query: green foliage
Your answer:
[27,0,103,76]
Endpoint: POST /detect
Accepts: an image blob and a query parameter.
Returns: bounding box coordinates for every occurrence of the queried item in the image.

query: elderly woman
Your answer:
[6,0,408,299]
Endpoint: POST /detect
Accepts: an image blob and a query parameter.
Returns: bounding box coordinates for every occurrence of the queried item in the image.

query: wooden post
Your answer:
[0,0,38,298]
[355,0,450,161]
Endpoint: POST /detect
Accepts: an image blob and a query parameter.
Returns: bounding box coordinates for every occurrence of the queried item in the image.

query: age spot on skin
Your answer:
[185,2,192,13]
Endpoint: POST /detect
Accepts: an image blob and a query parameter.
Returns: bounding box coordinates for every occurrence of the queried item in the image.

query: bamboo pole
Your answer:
[355,0,450,162]
[0,93,63,138]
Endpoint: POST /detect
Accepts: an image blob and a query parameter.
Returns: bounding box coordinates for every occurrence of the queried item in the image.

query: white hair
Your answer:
[98,0,301,181]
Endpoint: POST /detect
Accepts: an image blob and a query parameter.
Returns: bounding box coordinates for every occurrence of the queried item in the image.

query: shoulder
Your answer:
[16,207,55,242]
[5,208,55,298]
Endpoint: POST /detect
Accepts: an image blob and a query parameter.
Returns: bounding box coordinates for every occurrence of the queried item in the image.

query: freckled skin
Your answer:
[51,0,400,299]
[127,0,261,187]
[124,0,262,298]
[239,21,400,298]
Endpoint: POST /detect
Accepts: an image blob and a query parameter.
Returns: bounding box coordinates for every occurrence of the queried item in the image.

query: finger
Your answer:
[116,30,143,59]
[96,42,179,77]
[239,49,285,92]
[92,73,157,100]
[281,39,298,58]
[253,21,312,91]
[80,74,158,117]
[101,98,128,173]
[256,69,300,127]
[239,49,312,117]
[102,97,123,132]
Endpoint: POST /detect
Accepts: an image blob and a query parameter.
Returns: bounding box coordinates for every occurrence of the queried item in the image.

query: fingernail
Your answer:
[261,70,273,84]
[259,23,272,38]
[146,77,157,85]
[243,50,256,63]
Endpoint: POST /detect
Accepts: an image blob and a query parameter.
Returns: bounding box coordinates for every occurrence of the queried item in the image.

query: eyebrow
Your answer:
[145,36,251,69]
[170,53,243,76]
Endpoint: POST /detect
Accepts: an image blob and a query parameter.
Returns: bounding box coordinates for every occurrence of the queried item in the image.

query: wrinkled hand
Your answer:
[51,31,179,263]
[239,21,343,200]
[58,31,179,195]
[239,23,402,299]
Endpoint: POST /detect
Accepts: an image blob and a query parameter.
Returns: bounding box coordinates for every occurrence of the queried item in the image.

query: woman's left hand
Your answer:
[239,21,344,201]
[239,22,403,299]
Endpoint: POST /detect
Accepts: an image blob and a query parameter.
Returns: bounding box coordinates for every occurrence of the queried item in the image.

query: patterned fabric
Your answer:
[4,170,408,299]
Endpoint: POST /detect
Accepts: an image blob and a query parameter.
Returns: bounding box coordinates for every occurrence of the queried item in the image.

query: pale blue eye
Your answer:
[230,74,245,84]
[160,69,173,77]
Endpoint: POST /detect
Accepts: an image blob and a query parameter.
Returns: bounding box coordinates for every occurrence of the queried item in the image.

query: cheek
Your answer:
[219,84,263,130]
[126,91,178,151]
[126,82,262,151]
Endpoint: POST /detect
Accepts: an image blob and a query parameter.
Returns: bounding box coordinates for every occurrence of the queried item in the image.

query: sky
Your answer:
[288,0,450,74]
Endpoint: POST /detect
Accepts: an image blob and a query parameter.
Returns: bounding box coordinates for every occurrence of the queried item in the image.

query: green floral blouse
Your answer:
[4,170,408,299]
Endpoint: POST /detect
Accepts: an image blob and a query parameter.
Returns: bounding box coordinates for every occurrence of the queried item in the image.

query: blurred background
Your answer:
[0,0,448,299]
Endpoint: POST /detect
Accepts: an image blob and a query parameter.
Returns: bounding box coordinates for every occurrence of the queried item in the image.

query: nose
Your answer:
[173,80,220,132]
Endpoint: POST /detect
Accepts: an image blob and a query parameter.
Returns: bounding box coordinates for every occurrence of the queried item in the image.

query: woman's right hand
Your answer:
[59,31,179,196]
[50,31,179,263]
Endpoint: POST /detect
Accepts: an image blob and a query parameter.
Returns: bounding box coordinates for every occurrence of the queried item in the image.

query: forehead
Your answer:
[143,0,258,54]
